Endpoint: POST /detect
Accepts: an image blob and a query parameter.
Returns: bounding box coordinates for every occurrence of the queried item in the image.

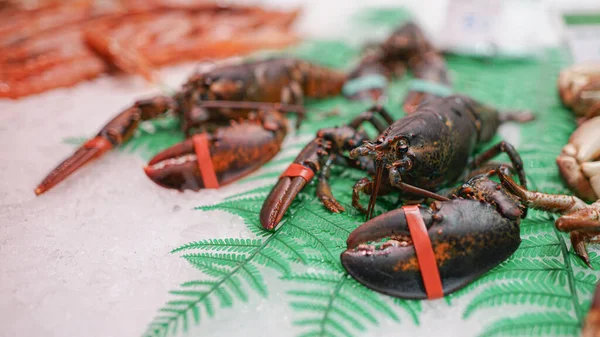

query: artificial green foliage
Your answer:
[142,209,302,337]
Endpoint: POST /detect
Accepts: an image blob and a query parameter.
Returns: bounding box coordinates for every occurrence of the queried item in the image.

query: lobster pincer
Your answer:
[341,170,526,299]
[145,109,288,191]
[260,106,393,229]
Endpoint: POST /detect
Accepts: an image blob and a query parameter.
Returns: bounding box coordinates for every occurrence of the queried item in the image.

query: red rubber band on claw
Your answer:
[403,205,444,299]
[192,133,219,189]
[84,137,113,150]
[280,163,314,182]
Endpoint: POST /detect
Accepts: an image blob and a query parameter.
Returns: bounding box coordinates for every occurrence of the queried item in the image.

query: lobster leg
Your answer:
[34,96,175,195]
[498,170,588,213]
[469,141,528,189]
[498,170,600,266]
[317,154,345,213]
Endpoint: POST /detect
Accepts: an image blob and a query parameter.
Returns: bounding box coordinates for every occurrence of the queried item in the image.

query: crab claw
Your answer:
[145,118,286,191]
[34,137,113,195]
[341,199,521,299]
[557,116,600,202]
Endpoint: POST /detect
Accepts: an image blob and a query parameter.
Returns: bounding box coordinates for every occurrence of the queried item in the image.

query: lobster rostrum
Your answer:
[260,94,533,230]
[343,22,450,111]
[342,169,526,299]
[34,57,346,195]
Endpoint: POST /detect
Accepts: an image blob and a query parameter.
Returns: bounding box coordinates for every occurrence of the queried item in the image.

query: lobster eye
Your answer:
[397,138,409,152]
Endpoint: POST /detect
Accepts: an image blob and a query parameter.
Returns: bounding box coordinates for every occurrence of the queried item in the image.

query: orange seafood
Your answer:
[0,1,300,99]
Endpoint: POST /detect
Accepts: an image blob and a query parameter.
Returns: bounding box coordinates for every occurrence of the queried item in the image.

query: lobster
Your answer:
[34,57,346,195]
[342,167,600,299]
[343,22,450,112]
[342,168,526,299]
[260,94,532,230]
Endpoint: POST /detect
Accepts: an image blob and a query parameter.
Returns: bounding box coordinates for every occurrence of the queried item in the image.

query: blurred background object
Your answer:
[0,0,300,99]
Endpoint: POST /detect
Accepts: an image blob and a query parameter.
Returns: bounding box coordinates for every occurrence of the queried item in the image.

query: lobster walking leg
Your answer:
[317,155,345,213]
[498,170,587,213]
[34,96,175,195]
[469,141,528,189]
[498,170,600,266]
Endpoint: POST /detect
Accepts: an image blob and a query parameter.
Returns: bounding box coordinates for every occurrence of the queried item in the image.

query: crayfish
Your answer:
[34,57,345,195]
[260,94,532,230]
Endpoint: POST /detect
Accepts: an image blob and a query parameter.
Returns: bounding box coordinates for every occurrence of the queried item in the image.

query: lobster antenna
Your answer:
[197,100,305,113]
[367,161,384,220]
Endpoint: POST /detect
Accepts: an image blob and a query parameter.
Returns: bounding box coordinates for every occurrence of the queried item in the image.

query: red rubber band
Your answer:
[280,163,314,182]
[192,133,219,189]
[84,137,113,150]
[403,205,444,299]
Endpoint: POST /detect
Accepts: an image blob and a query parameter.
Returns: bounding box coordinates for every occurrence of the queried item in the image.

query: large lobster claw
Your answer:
[145,112,287,191]
[341,198,522,299]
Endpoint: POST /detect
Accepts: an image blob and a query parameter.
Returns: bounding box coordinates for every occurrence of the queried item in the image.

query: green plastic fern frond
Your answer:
[477,312,580,337]
[463,282,573,319]
[144,224,298,337]
[285,266,419,337]
[171,238,263,253]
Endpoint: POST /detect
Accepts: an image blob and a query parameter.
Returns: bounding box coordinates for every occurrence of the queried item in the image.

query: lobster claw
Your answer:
[34,137,113,195]
[259,171,313,230]
[341,207,433,299]
[144,136,209,191]
[260,139,319,230]
[145,116,287,191]
[342,199,522,299]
